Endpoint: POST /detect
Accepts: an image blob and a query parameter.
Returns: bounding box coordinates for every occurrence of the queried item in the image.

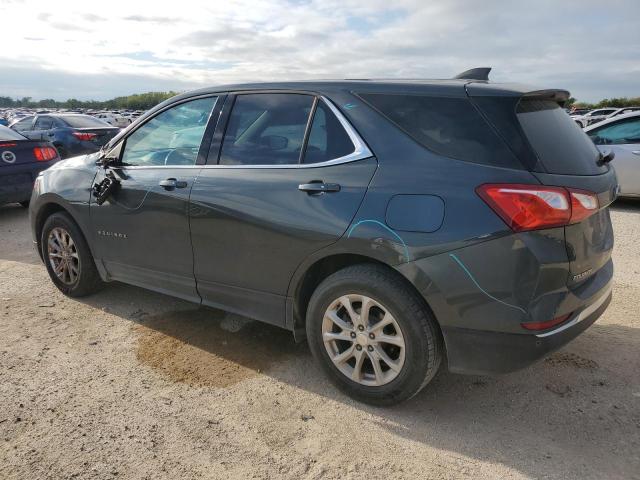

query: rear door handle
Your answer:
[159,178,188,190]
[298,182,341,194]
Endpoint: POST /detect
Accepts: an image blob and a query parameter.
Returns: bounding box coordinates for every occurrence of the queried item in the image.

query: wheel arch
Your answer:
[289,252,443,344]
[33,199,92,263]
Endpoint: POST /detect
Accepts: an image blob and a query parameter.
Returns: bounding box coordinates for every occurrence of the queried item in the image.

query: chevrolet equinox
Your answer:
[29,68,616,405]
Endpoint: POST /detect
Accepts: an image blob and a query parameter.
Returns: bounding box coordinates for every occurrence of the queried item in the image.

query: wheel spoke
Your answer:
[339,296,359,326]
[360,297,374,327]
[370,313,394,332]
[323,331,354,343]
[325,310,353,332]
[332,344,355,365]
[351,349,365,381]
[376,334,405,347]
[367,350,385,385]
[374,345,402,373]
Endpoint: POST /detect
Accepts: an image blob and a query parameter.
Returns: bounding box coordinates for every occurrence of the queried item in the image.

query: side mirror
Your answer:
[98,141,123,166]
[597,148,615,166]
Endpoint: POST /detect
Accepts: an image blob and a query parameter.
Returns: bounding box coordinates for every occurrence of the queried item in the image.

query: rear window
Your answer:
[61,115,111,128]
[0,125,27,141]
[516,100,605,175]
[358,93,521,168]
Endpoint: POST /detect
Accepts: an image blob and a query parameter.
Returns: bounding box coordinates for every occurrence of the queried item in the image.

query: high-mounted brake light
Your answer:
[72,132,97,141]
[476,184,599,232]
[33,146,59,161]
[0,142,17,148]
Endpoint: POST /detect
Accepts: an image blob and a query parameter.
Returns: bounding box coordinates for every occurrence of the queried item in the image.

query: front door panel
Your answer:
[90,166,200,302]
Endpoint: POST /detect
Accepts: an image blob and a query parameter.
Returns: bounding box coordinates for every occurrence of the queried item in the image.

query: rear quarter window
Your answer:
[358,93,521,169]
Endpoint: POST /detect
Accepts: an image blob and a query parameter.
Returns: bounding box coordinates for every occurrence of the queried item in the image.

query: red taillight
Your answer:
[569,189,599,223]
[0,142,17,148]
[476,184,599,232]
[521,313,572,331]
[33,146,59,161]
[72,132,97,141]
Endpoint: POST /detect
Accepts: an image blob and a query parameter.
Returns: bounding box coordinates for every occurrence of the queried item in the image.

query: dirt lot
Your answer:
[1,202,639,480]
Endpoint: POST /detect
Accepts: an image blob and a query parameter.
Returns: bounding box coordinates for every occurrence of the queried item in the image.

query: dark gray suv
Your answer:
[29,69,616,405]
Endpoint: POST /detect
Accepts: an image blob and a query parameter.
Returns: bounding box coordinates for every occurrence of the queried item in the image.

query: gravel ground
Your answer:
[0,201,639,480]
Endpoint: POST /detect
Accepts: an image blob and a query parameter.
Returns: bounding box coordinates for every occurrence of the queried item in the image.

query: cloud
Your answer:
[123,15,176,24]
[2,0,638,101]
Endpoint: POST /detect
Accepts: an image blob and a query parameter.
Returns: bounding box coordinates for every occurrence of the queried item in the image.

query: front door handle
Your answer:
[632,150,640,156]
[298,182,341,194]
[159,178,188,190]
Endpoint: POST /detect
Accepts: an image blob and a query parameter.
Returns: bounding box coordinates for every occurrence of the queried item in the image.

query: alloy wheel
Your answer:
[322,294,406,386]
[47,227,80,285]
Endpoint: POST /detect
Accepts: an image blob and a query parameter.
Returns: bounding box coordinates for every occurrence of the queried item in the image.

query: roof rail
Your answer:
[453,67,491,81]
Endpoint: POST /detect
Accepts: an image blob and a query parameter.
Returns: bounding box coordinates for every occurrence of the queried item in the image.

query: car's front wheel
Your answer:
[306,264,442,406]
[41,212,104,297]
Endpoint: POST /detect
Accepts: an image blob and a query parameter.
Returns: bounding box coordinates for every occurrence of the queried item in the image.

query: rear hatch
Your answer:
[469,87,616,285]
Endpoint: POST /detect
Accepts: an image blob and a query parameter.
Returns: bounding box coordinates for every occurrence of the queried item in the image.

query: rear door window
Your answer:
[219,93,314,166]
[358,93,521,169]
[302,100,355,164]
[516,99,605,175]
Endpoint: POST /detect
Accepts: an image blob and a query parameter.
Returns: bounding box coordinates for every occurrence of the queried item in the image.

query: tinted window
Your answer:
[0,125,27,141]
[303,101,355,164]
[61,115,112,128]
[359,93,520,168]
[588,117,640,145]
[219,94,314,165]
[121,96,217,166]
[12,116,34,131]
[35,116,54,130]
[516,99,605,175]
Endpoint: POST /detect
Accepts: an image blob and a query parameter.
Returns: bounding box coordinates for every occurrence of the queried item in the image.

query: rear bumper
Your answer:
[443,285,612,375]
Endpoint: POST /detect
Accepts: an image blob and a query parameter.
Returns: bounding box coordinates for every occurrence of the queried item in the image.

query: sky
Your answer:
[1,0,638,102]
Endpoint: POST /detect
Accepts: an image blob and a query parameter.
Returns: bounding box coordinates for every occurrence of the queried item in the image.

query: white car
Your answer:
[572,107,640,128]
[94,112,131,128]
[584,111,640,198]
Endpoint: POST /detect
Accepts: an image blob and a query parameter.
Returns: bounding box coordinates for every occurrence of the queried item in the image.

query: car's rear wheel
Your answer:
[41,212,103,297]
[306,264,442,406]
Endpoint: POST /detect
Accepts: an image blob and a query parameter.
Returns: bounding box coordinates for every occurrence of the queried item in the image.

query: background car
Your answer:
[94,112,131,128]
[585,111,640,198]
[572,107,640,128]
[0,125,60,207]
[10,114,119,158]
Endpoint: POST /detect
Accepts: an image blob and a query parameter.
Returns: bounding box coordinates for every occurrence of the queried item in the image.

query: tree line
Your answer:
[1,91,638,111]
[0,91,179,110]
[563,97,640,109]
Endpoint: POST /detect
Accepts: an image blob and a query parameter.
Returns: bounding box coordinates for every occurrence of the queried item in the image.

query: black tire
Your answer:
[19,200,30,208]
[306,264,442,406]
[41,212,104,297]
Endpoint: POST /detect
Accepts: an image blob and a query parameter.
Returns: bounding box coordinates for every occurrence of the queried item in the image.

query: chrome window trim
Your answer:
[118,96,373,170]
